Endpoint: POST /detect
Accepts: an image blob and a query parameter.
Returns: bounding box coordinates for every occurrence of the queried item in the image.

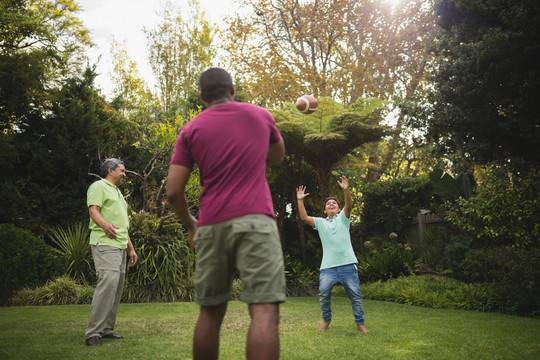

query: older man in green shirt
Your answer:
[85,158,138,346]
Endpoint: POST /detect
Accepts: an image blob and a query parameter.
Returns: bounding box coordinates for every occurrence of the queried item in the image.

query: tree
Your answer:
[0,0,91,131]
[145,0,216,116]
[427,0,540,170]
[270,96,387,264]
[0,68,134,231]
[276,97,387,199]
[223,0,437,178]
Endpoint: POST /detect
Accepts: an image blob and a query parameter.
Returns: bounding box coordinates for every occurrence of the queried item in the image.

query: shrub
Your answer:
[409,227,472,277]
[10,276,94,306]
[0,223,65,305]
[283,254,316,297]
[359,176,431,238]
[123,211,196,302]
[48,221,93,284]
[42,276,80,305]
[358,234,417,282]
[461,246,540,316]
[362,275,494,311]
[446,168,540,248]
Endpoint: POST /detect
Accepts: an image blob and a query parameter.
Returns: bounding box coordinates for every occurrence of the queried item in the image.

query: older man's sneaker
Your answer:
[102,333,123,339]
[85,336,101,346]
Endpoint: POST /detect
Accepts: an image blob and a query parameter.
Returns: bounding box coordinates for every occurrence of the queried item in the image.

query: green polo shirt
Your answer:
[313,210,358,270]
[87,179,129,249]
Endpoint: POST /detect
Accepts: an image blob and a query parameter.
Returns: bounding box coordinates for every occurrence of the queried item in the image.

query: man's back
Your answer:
[170,101,281,226]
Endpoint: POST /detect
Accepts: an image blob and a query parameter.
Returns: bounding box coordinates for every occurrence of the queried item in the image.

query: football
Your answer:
[296,95,318,114]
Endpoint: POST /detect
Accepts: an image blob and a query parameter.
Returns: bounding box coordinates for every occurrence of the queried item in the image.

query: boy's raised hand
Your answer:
[338,176,349,190]
[296,185,310,200]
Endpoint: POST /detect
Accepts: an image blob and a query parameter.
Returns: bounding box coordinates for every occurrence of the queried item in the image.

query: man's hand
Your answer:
[337,176,349,190]
[104,223,119,239]
[186,215,198,249]
[129,250,138,267]
[296,185,310,201]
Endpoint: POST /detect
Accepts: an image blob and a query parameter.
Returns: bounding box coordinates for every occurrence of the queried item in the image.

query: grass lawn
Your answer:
[1,297,539,359]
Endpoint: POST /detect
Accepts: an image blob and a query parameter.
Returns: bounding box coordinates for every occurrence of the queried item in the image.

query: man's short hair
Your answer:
[100,158,124,178]
[199,67,233,104]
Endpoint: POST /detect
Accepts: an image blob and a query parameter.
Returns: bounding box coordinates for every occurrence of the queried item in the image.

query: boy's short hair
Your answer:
[322,197,341,213]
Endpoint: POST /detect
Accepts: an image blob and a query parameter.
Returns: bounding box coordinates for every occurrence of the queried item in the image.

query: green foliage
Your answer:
[446,168,540,248]
[0,224,65,305]
[1,67,135,232]
[10,276,94,306]
[283,254,316,297]
[48,222,92,284]
[429,0,540,168]
[124,211,196,302]
[358,235,418,282]
[0,0,92,131]
[145,2,216,116]
[272,96,387,199]
[359,176,431,237]
[429,168,475,199]
[362,275,499,313]
[461,246,540,316]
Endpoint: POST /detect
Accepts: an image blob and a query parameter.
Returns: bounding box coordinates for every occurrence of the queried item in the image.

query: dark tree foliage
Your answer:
[0,68,134,232]
[429,0,540,170]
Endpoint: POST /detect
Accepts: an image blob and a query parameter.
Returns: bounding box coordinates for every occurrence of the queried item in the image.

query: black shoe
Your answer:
[85,336,101,346]
[102,333,123,339]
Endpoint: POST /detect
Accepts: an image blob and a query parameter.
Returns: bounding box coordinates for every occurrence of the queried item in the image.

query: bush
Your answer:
[362,275,495,312]
[362,273,539,317]
[358,234,417,282]
[10,276,94,306]
[0,223,65,305]
[409,227,472,277]
[123,211,196,302]
[283,254,316,297]
[48,221,93,284]
[461,246,540,316]
[359,176,431,238]
[446,168,540,248]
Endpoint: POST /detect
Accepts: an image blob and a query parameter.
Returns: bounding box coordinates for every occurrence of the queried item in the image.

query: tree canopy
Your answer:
[428,0,540,170]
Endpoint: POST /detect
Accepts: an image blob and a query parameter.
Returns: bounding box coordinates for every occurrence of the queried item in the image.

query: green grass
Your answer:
[1,298,539,359]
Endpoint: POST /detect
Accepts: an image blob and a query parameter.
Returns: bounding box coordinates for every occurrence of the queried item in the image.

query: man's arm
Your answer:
[267,138,285,165]
[296,185,315,228]
[166,164,198,248]
[338,176,352,218]
[89,205,120,239]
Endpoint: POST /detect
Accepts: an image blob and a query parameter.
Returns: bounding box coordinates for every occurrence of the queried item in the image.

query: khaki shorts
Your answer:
[194,214,286,306]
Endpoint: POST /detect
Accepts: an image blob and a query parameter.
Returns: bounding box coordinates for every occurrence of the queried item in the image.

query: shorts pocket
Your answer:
[232,216,273,234]
[194,226,213,242]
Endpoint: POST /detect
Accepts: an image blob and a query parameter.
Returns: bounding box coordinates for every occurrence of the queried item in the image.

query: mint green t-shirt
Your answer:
[87,179,129,249]
[313,210,358,270]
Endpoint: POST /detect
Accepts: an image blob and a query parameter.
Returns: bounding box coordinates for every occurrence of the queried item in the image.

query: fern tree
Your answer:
[270,97,387,265]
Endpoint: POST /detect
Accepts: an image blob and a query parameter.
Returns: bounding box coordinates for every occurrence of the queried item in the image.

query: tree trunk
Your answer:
[316,168,332,200]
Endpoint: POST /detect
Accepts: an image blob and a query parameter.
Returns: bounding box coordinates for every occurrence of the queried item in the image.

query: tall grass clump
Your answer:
[10,276,94,306]
[49,221,92,284]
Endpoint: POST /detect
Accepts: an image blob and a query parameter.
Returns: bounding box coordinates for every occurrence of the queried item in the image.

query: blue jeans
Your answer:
[319,264,365,325]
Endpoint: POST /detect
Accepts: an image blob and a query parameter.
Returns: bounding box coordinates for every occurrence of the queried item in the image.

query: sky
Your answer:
[76,0,239,99]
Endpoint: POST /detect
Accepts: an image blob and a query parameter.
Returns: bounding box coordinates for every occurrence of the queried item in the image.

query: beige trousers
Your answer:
[85,245,126,339]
